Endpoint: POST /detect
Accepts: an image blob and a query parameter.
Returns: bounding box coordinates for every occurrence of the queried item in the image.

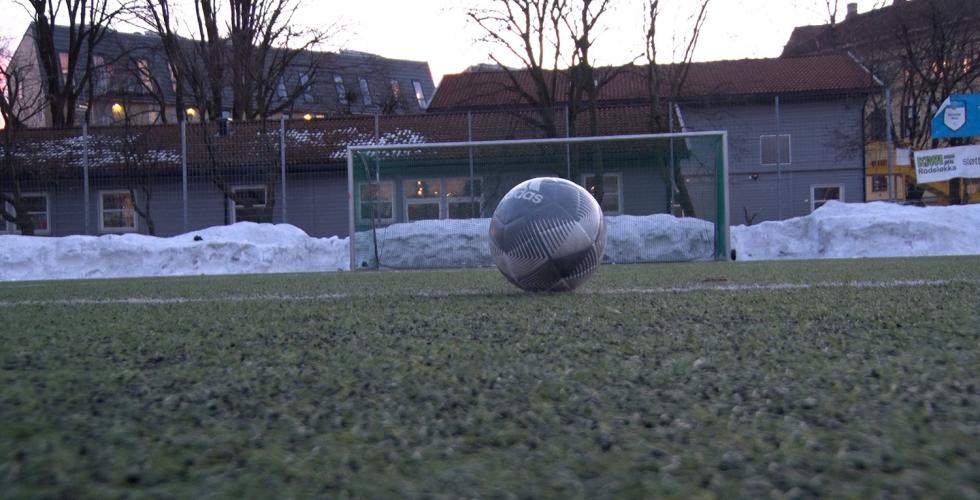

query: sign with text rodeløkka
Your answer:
[913,144,980,183]
[931,94,980,138]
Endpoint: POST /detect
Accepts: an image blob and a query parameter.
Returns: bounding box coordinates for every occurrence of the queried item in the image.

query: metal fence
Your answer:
[2,93,976,241]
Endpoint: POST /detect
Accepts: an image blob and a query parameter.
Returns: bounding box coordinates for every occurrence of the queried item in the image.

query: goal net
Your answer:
[347,132,729,270]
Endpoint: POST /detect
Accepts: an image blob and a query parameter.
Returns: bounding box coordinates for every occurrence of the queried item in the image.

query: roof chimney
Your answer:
[845,3,858,19]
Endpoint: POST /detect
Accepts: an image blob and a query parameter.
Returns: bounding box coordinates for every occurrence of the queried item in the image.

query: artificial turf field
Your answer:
[1,256,978,498]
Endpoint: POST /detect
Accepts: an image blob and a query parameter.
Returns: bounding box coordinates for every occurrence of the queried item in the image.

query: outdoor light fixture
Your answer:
[111,103,124,114]
[303,113,313,121]
[186,108,197,117]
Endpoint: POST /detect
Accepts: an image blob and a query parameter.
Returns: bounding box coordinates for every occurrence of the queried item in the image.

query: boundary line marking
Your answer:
[0,279,977,308]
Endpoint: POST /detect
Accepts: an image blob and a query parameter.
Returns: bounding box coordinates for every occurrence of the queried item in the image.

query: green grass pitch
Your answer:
[1,256,979,497]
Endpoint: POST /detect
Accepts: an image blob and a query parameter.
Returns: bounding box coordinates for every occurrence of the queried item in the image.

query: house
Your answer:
[782,0,980,204]
[8,24,436,128]
[429,54,878,223]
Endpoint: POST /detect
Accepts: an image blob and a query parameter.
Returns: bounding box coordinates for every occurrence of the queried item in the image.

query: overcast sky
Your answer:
[1,0,886,86]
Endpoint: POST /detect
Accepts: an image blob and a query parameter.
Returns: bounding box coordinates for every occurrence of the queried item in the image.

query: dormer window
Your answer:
[59,52,70,82]
[334,75,348,104]
[299,72,312,102]
[412,80,427,110]
[276,77,287,98]
[359,77,372,106]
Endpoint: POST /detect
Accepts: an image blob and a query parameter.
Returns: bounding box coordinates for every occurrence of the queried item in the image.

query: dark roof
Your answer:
[428,54,877,111]
[1,105,664,174]
[781,0,980,57]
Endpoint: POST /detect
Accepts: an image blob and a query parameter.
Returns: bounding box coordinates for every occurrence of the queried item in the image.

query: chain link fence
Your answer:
[3,92,974,242]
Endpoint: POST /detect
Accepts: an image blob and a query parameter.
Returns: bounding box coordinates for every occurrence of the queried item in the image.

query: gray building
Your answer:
[8,24,436,128]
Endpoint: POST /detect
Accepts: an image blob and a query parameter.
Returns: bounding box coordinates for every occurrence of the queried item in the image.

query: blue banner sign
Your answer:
[932,94,980,138]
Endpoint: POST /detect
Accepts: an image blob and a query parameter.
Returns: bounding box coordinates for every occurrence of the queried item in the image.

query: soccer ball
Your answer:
[489,177,607,292]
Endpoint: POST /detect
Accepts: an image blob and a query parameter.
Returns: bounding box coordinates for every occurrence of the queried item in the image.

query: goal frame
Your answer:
[346,131,730,271]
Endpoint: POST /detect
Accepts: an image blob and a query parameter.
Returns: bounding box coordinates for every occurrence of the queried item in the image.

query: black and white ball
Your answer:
[489,177,607,292]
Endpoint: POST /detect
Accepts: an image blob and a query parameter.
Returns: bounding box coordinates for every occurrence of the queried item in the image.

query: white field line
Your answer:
[0,278,977,308]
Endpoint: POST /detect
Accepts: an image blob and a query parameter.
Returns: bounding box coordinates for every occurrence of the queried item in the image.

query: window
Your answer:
[334,75,348,104]
[168,64,177,93]
[59,52,70,82]
[403,177,483,221]
[389,79,401,99]
[137,59,153,90]
[93,55,108,94]
[404,178,441,221]
[412,80,427,110]
[871,175,888,193]
[99,190,137,232]
[359,77,372,106]
[760,135,791,165]
[358,181,394,224]
[230,186,270,223]
[446,178,483,218]
[811,185,843,211]
[276,77,287,98]
[2,194,50,235]
[582,173,622,214]
[299,72,312,102]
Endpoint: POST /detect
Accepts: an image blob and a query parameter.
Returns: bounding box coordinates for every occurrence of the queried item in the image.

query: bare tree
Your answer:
[468,0,569,136]
[228,0,329,120]
[644,0,710,216]
[20,0,126,127]
[1,37,49,235]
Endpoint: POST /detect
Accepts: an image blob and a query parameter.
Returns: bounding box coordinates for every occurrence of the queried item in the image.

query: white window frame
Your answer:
[810,184,844,212]
[98,189,137,233]
[229,185,268,224]
[445,177,484,219]
[358,77,372,106]
[404,178,442,221]
[357,181,395,225]
[580,172,623,215]
[412,80,427,110]
[760,134,791,165]
[402,177,483,222]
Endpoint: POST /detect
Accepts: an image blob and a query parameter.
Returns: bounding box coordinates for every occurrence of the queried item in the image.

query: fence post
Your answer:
[279,116,287,223]
[884,88,895,202]
[82,123,90,235]
[564,106,571,179]
[180,120,188,233]
[775,95,783,220]
[668,101,676,214]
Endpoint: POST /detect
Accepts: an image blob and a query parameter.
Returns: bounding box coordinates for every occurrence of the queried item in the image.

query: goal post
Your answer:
[346,131,730,270]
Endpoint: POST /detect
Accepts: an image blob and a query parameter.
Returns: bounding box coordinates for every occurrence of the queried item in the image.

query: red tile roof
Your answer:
[429,54,877,111]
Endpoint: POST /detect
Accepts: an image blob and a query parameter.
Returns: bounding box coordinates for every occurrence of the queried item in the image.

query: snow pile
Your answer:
[604,214,715,262]
[358,218,493,268]
[1,202,978,282]
[731,201,980,260]
[0,223,347,281]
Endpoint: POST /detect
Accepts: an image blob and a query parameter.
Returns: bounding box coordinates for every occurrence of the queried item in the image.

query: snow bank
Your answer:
[0,223,347,281]
[731,201,980,260]
[1,202,978,281]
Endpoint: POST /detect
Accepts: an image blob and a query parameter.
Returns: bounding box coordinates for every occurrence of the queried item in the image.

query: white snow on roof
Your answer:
[0,201,978,282]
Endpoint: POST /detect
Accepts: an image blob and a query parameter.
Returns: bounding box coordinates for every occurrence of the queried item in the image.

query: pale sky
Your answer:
[0,0,886,86]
